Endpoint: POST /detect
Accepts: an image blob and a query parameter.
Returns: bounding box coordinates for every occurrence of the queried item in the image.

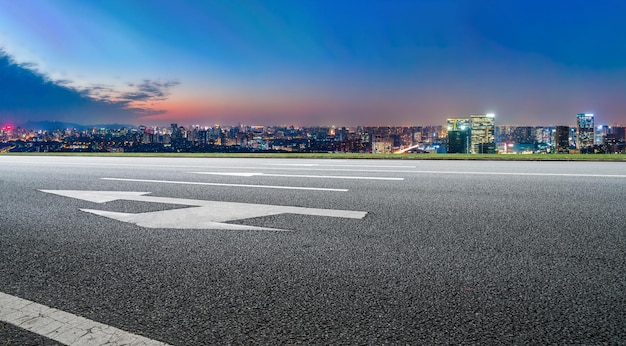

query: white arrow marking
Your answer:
[40,190,153,203]
[189,172,404,181]
[40,190,367,231]
[100,178,348,192]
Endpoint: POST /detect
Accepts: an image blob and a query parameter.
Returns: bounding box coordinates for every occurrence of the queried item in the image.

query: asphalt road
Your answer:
[1,156,625,345]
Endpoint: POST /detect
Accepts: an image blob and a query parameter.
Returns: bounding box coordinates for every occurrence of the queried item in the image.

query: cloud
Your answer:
[0,50,178,126]
[119,80,180,102]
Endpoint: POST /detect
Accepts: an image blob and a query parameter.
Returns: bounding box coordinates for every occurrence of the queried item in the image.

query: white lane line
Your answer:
[192,172,261,177]
[0,160,415,170]
[408,170,626,178]
[4,160,624,177]
[0,160,210,169]
[189,172,404,181]
[224,167,626,178]
[267,164,417,168]
[101,178,348,192]
[0,291,169,346]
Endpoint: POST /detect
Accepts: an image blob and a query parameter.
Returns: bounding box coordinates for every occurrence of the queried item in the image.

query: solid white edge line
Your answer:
[0,291,170,345]
[408,170,626,178]
[225,167,626,177]
[3,159,623,178]
[197,167,626,177]
[101,178,349,192]
[188,172,404,181]
[266,164,417,168]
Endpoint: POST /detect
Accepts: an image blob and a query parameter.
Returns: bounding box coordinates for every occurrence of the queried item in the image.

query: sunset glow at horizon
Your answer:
[1,0,625,127]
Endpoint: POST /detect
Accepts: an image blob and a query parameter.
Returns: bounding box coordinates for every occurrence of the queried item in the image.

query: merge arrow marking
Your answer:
[80,208,285,231]
[41,190,367,231]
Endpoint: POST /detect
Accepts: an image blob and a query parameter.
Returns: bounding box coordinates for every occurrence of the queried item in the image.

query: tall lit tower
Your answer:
[470,114,495,154]
[595,124,609,146]
[554,126,570,153]
[576,113,594,153]
[446,118,470,153]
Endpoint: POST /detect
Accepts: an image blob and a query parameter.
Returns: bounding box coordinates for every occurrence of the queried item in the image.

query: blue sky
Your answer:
[1,0,625,127]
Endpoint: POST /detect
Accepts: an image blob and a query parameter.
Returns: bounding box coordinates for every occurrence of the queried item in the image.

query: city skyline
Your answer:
[1,0,626,127]
[3,120,625,155]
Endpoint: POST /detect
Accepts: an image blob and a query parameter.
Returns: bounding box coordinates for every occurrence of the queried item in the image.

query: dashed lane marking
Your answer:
[0,291,170,346]
[266,163,417,168]
[189,172,404,180]
[101,177,349,192]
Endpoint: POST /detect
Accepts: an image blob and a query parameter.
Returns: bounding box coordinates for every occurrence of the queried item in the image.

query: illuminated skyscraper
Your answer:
[555,126,570,153]
[470,114,495,154]
[576,113,594,153]
[446,118,470,153]
[595,124,609,146]
[613,126,625,142]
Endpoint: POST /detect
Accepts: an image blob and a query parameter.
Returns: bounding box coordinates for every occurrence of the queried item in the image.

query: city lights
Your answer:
[1,113,624,154]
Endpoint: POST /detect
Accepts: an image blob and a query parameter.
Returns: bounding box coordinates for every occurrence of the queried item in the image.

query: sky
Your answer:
[1,0,626,127]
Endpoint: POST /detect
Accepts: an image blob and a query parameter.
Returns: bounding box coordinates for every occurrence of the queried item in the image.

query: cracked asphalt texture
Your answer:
[1,156,625,345]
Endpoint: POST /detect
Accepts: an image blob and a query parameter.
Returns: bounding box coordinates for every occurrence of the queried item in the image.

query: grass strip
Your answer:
[2,152,626,161]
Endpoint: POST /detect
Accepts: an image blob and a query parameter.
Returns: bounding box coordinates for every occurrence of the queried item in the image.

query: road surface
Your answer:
[1,156,625,344]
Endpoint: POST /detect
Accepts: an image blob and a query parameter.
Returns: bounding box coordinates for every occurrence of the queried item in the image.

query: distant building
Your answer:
[108,147,124,153]
[576,113,594,153]
[604,133,618,153]
[446,118,470,153]
[595,125,610,146]
[613,126,625,142]
[495,125,511,144]
[512,126,536,145]
[470,114,495,154]
[372,137,393,154]
[555,126,570,153]
[535,126,553,146]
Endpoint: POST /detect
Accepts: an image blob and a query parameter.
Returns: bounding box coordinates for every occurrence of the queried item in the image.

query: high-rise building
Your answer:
[555,126,570,153]
[512,126,536,145]
[576,113,594,153]
[372,136,393,154]
[604,134,618,153]
[470,114,495,154]
[612,126,625,142]
[595,125,610,146]
[446,118,470,153]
